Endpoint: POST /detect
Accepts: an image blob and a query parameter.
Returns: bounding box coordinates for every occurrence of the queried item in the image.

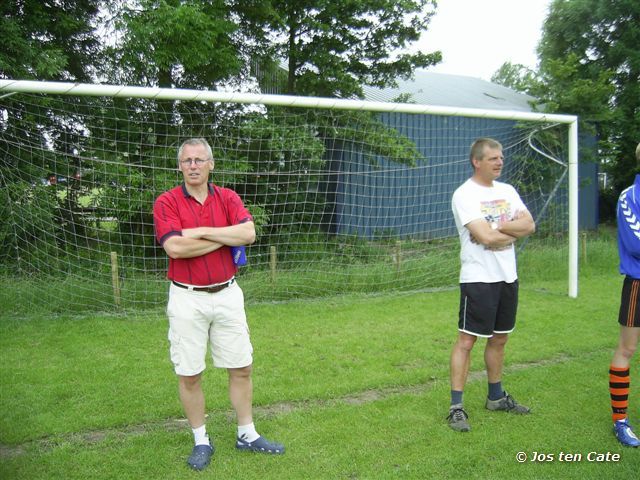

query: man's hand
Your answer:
[466,218,516,249]
[498,209,535,238]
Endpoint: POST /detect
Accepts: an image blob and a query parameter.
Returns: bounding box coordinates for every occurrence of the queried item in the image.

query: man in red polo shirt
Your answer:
[153,138,284,471]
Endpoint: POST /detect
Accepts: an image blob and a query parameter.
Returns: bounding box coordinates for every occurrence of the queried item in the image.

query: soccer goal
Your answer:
[0,79,578,316]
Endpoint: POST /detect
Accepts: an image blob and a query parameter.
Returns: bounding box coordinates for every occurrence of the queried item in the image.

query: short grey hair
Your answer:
[469,137,502,167]
[636,142,640,163]
[176,138,213,168]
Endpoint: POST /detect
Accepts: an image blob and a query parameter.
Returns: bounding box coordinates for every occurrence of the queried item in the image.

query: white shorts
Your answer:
[166,281,253,376]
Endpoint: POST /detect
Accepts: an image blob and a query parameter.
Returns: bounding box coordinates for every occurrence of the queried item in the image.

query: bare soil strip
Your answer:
[0,352,581,459]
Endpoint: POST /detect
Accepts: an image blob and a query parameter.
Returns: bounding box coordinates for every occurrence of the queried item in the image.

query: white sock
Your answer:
[237,422,259,443]
[192,424,210,446]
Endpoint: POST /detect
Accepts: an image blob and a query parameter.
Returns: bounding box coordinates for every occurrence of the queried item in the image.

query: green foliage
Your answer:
[218,108,327,240]
[316,110,424,167]
[0,168,105,272]
[247,0,442,97]
[2,0,437,276]
[493,1,640,205]
[108,0,242,87]
[0,0,102,81]
[492,57,615,140]
[0,181,60,266]
[491,61,538,97]
[510,151,562,196]
[224,107,423,244]
[537,0,640,195]
[100,0,435,241]
[532,54,615,123]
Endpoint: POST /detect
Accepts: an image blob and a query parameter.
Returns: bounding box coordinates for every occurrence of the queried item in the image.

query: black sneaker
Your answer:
[447,404,471,432]
[485,392,530,414]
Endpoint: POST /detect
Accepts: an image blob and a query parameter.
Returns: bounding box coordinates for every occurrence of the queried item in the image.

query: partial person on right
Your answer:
[608,142,640,448]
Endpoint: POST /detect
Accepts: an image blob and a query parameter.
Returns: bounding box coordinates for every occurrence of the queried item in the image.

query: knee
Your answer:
[229,365,253,380]
[617,344,637,361]
[615,328,640,362]
[456,335,477,352]
[488,334,508,348]
[179,373,202,390]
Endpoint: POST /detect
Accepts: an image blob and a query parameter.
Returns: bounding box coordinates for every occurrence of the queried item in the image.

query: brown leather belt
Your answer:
[172,278,235,294]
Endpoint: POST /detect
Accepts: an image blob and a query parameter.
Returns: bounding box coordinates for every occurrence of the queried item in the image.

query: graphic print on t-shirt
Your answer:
[480,198,511,251]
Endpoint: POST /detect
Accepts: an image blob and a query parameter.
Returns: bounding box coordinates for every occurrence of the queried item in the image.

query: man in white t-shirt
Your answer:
[447,138,536,432]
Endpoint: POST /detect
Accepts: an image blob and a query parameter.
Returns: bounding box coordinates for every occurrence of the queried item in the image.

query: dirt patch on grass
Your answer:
[0,352,580,459]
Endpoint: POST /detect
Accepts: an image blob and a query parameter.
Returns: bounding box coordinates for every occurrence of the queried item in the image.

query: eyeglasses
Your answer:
[179,158,211,167]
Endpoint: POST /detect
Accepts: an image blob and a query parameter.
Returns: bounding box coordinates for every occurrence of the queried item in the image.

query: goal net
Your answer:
[0,81,578,316]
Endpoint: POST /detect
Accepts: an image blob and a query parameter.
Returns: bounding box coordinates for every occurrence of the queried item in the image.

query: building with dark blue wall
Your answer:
[323,70,597,239]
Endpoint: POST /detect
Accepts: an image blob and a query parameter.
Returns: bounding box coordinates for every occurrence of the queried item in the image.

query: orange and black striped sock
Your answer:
[609,365,630,422]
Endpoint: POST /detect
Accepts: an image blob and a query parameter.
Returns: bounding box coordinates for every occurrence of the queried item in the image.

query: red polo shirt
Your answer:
[153,183,253,285]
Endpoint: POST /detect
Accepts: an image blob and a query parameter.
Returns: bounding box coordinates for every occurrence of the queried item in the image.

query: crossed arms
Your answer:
[162,221,256,259]
[466,210,536,249]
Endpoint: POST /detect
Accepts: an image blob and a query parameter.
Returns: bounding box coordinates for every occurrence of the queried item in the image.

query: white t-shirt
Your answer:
[451,178,528,283]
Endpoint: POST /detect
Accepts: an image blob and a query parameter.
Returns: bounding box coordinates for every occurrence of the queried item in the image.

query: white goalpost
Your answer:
[0,79,579,316]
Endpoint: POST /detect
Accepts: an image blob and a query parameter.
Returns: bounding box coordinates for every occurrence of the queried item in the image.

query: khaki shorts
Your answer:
[166,281,253,376]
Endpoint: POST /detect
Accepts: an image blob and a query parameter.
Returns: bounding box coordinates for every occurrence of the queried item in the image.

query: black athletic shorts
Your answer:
[458,281,519,337]
[618,275,640,328]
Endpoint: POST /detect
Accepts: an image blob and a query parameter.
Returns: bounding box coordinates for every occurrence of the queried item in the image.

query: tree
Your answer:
[537,0,640,196]
[1,1,443,267]
[233,1,441,240]
[103,0,442,105]
[105,0,243,88]
[97,0,439,249]
[491,62,538,96]
[0,0,103,81]
[244,0,441,98]
[0,1,106,264]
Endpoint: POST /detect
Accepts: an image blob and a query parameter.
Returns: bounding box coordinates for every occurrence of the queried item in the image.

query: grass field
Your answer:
[1,230,639,478]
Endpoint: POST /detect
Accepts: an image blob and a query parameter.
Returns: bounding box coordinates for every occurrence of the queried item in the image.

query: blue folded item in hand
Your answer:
[231,246,247,266]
